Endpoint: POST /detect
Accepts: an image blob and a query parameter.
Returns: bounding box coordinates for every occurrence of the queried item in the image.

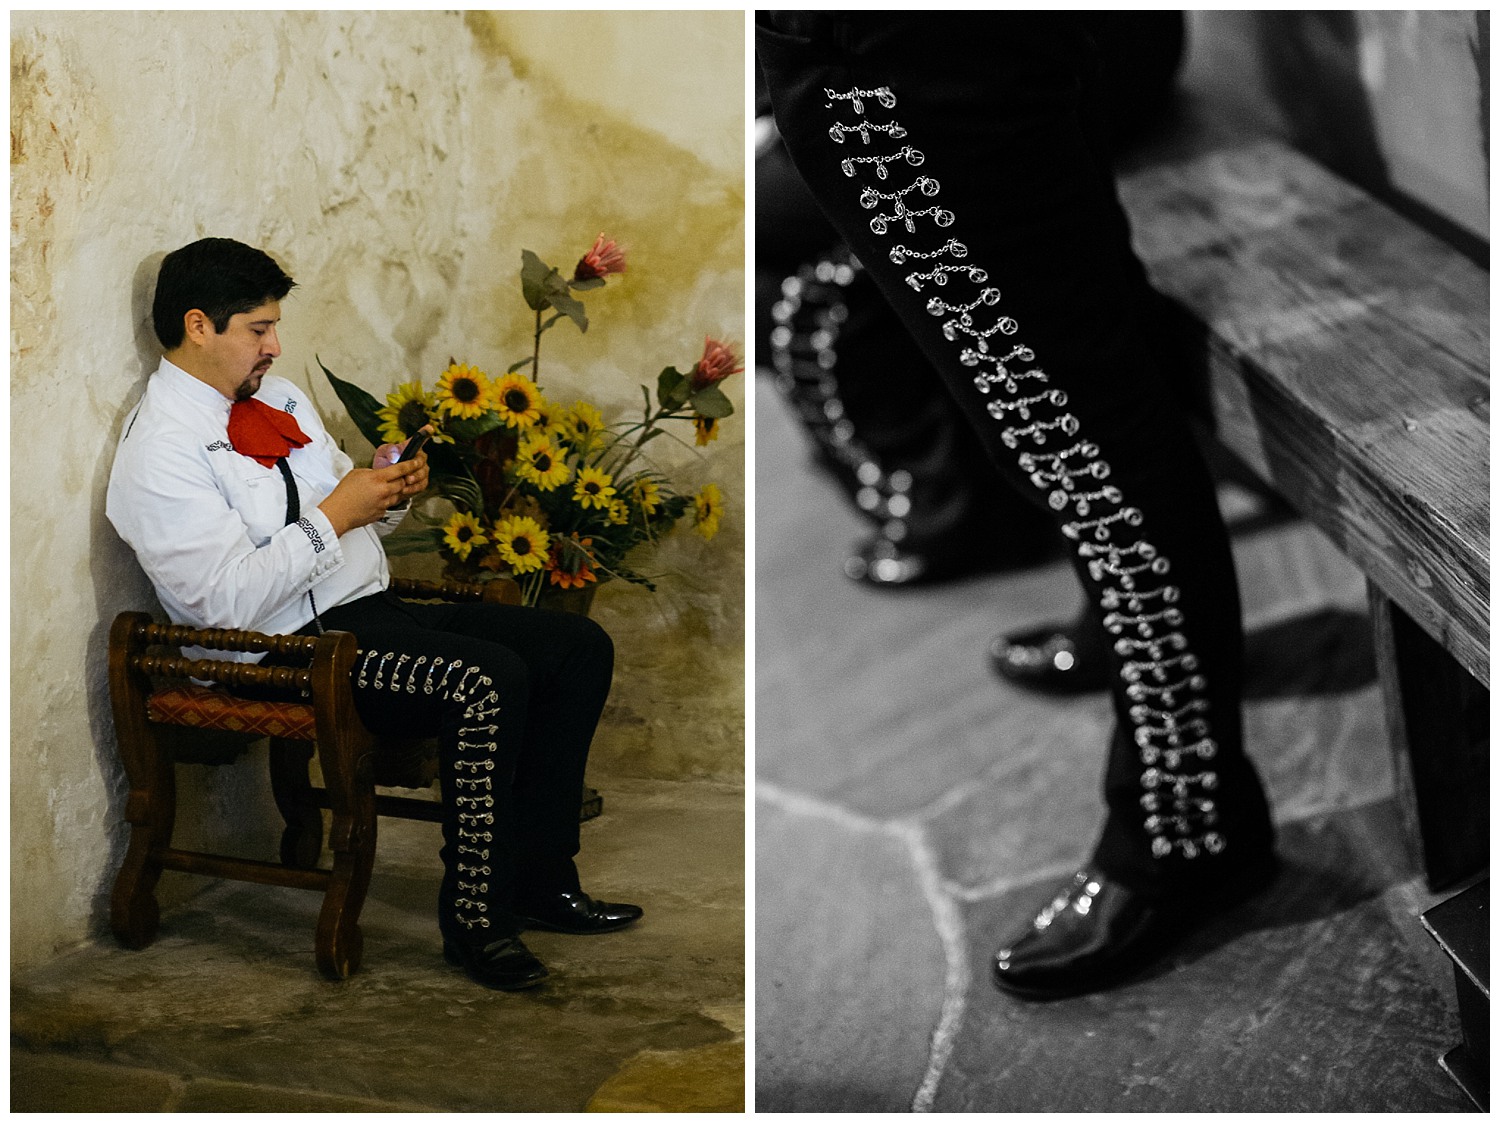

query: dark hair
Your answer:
[151,237,296,349]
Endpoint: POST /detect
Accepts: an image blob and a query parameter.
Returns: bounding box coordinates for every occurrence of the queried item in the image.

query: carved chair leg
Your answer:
[269,736,324,869]
[316,847,373,980]
[314,745,378,980]
[310,701,378,983]
[108,614,176,950]
[110,746,174,949]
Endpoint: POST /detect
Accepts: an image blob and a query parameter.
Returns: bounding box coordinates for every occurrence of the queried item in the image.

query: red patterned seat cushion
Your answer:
[147,684,318,741]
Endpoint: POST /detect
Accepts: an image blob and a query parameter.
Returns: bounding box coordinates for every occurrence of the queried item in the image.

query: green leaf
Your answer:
[520,250,558,312]
[444,413,504,443]
[569,276,606,292]
[423,442,473,483]
[548,288,589,333]
[689,383,735,420]
[317,356,387,449]
[657,366,691,412]
[435,473,486,514]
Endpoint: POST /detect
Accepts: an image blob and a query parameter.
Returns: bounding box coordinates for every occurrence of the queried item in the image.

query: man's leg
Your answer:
[316,593,634,989]
[757,12,1275,994]
[395,599,620,904]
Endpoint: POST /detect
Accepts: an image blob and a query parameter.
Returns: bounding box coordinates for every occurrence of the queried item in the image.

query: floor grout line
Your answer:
[757,779,972,1111]
[896,819,972,1114]
[755,779,889,834]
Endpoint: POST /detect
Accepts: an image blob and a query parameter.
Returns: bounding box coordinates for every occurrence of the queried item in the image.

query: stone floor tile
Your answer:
[931,804,1468,1112]
[175,1079,426,1112]
[11,1052,180,1113]
[754,795,947,1112]
[585,1040,746,1112]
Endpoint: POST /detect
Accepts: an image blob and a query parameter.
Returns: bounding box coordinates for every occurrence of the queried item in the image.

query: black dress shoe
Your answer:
[992,863,1276,1000]
[988,622,1111,694]
[515,890,643,935]
[443,933,549,991]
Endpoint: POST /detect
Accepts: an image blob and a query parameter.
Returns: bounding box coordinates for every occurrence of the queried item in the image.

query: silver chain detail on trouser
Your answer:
[355,650,501,926]
[769,251,920,542]
[820,84,1223,860]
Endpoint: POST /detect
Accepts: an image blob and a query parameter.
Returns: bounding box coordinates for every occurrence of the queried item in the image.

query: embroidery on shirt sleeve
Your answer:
[295,517,327,553]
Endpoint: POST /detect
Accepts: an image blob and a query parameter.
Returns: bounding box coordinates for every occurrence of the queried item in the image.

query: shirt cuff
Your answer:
[292,507,344,578]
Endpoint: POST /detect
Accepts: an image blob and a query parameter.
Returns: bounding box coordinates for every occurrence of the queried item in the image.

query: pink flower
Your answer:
[689,336,743,390]
[573,233,627,282]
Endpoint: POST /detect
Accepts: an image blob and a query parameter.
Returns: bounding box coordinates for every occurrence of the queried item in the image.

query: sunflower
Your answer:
[441,511,488,561]
[434,363,492,420]
[693,482,724,540]
[548,535,599,589]
[561,400,605,447]
[693,414,720,446]
[378,382,447,445]
[514,434,571,491]
[492,374,544,430]
[631,476,662,517]
[573,466,617,510]
[606,498,631,526]
[529,395,567,438]
[493,515,551,574]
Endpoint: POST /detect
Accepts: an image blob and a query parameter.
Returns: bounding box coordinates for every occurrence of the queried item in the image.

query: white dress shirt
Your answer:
[106,358,404,661]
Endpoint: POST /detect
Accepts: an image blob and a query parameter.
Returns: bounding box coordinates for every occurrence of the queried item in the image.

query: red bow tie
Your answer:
[226,397,311,468]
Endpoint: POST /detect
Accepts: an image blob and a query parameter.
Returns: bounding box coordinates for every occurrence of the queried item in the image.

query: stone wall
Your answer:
[10,10,745,967]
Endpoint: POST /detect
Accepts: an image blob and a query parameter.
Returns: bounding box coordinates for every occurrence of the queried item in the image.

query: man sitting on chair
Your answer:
[106,236,640,991]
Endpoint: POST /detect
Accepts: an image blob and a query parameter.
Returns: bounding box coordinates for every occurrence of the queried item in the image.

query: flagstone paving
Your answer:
[12,776,745,1113]
[754,376,1473,1113]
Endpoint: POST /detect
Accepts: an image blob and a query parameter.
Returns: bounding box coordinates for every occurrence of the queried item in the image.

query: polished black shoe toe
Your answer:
[992,864,1275,1000]
[515,890,643,935]
[988,623,1110,694]
[443,933,549,991]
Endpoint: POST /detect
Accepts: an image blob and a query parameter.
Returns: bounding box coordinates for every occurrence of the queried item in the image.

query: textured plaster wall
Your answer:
[11,10,744,967]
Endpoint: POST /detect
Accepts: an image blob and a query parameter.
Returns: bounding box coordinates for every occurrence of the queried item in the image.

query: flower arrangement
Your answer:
[321,234,741,608]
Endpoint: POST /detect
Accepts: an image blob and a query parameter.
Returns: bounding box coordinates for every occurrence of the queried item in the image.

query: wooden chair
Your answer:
[108,576,536,980]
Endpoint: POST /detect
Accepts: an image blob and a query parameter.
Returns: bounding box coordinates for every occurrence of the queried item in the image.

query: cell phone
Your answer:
[397,430,432,463]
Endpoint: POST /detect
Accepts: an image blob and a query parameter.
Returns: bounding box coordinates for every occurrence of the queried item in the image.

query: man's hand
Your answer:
[371,427,432,498]
[318,458,427,536]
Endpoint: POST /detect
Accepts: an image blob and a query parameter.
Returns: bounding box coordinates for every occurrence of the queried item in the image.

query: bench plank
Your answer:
[1120,139,1489,685]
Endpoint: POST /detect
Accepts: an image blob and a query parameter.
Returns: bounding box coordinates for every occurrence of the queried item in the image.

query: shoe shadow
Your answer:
[1126,804,1409,988]
[1243,608,1377,700]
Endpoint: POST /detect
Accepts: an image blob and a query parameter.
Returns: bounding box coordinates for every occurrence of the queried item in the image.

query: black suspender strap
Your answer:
[275,458,324,634]
[275,457,300,524]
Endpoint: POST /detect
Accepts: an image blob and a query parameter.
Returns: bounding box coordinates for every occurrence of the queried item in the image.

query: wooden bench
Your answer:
[1117,136,1488,892]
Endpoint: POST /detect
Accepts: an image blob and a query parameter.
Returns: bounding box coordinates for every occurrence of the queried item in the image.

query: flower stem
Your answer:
[532,309,543,388]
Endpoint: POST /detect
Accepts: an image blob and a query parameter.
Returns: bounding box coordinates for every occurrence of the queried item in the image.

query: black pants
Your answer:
[757,12,1274,894]
[755,16,1183,553]
[310,591,614,939]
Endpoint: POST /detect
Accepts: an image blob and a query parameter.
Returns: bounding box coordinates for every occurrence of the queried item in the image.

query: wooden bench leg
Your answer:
[269,737,324,869]
[1369,585,1489,891]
